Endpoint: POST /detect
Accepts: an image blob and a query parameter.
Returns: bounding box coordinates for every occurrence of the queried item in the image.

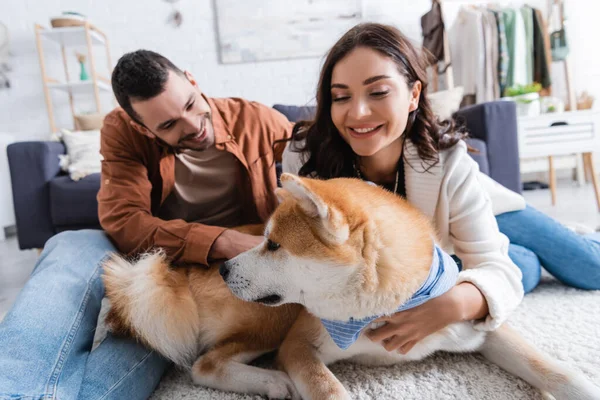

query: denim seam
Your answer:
[0,395,53,400]
[96,351,155,400]
[44,262,103,399]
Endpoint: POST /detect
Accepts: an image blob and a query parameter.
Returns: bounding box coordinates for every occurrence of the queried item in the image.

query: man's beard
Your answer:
[175,113,213,151]
[153,114,214,152]
[152,135,211,153]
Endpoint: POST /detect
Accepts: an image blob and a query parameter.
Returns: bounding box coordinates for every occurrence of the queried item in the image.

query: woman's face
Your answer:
[330,46,421,158]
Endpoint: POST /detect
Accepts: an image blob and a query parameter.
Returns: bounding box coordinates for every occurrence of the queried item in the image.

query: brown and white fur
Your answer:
[219,173,600,400]
[102,225,303,399]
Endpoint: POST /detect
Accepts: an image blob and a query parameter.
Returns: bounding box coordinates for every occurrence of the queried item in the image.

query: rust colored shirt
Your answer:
[97,96,292,266]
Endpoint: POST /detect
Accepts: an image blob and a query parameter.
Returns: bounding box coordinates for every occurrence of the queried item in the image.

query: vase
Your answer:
[79,61,89,81]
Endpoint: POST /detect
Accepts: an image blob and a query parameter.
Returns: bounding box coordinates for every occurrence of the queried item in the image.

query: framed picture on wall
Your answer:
[214,0,363,64]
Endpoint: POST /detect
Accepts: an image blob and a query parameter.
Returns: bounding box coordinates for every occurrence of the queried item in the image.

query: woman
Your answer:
[282,23,600,355]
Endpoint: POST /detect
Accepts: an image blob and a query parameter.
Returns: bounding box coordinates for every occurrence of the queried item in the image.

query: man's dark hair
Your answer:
[111,50,184,124]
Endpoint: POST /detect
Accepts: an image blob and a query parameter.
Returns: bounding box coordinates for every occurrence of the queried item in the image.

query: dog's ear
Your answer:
[280,173,327,218]
[280,173,349,243]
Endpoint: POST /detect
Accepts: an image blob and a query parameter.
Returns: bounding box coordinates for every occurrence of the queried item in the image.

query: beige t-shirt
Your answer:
[159,146,242,227]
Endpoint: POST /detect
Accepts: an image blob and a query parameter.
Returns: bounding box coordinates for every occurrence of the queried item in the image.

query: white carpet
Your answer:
[149,274,600,400]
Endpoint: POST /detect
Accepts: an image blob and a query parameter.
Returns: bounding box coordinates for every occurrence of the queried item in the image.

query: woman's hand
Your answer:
[366,283,489,354]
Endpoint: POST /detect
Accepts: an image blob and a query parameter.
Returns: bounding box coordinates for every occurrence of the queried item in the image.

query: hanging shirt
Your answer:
[450,7,485,105]
[504,8,528,87]
[520,6,535,85]
[482,9,500,100]
[490,8,510,96]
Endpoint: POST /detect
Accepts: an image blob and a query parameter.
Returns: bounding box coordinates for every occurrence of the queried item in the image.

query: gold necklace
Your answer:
[353,161,399,194]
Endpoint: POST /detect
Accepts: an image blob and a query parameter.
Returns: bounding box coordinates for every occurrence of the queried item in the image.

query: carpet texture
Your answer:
[149,275,600,400]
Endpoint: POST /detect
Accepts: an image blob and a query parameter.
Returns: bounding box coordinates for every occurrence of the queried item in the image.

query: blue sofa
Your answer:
[8,101,521,250]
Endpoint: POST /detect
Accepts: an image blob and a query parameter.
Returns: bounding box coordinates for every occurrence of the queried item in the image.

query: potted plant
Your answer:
[504,83,542,117]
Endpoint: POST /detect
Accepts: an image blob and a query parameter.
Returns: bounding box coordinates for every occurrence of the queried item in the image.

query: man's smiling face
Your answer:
[131,71,215,151]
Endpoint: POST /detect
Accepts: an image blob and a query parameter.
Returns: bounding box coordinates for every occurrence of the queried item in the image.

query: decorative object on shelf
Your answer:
[75,51,89,81]
[0,21,10,89]
[540,96,565,114]
[163,0,183,28]
[577,92,595,110]
[505,83,542,117]
[565,91,595,112]
[50,11,87,28]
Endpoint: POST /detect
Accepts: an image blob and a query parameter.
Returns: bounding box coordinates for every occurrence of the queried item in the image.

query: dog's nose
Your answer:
[219,263,230,281]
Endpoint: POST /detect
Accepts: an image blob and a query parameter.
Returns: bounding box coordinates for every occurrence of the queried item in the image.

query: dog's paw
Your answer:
[265,371,301,400]
[322,381,352,400]
[304,379,351,400]
[323,387,351,400]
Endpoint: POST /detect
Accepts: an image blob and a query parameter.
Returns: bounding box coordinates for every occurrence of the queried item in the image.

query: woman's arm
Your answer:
[447,149,524,330]
[368,147,524,353]
[367,282,487,354]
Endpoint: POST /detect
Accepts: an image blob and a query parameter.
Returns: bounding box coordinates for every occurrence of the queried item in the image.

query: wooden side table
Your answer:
[517,110,600,210]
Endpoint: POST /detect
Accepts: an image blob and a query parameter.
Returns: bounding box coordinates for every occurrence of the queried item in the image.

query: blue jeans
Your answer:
[0,230,171,400]
[496,205,600,293]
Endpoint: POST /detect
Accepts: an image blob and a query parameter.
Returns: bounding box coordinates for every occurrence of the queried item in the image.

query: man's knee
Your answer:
[45,230,113,253]
[36,230,116,277]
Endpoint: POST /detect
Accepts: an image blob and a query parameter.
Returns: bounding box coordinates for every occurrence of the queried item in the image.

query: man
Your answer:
[0,50,293,400]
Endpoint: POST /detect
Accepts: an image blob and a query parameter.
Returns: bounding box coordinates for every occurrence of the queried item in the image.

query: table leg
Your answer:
[583,152,600,211]
[548,156,557,205]
[576,154,586,185]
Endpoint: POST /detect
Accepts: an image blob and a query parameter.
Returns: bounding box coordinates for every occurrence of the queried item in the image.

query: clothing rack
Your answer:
[434,0,576,110]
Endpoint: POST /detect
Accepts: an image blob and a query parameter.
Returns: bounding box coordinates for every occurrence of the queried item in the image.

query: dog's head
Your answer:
[221,173,433,320]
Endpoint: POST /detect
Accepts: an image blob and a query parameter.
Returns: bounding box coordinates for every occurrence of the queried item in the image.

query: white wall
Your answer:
[0,0,595,140]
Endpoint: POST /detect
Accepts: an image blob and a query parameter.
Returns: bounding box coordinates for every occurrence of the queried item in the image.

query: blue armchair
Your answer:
[8,101,521,250]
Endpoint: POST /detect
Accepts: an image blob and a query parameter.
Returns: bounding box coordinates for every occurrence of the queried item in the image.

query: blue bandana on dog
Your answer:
[320,245,459,350]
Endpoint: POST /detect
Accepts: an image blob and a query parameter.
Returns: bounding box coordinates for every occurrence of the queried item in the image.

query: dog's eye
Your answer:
[267,239,280,251]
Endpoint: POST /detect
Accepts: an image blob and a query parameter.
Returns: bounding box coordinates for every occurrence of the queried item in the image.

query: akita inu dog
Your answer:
[103,173,600,400]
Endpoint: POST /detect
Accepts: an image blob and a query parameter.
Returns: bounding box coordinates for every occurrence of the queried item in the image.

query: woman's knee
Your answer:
[564,250,600,290]
[508,244,541,294]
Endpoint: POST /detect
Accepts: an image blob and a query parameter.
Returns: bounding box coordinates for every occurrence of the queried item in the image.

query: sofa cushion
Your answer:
[49,173,101,227]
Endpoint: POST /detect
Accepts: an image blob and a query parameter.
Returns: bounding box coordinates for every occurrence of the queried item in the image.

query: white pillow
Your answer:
[428,86,464,121]
[57,129,103,181]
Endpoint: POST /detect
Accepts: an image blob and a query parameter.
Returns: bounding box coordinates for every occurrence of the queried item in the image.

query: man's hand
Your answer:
[210,229,264,261]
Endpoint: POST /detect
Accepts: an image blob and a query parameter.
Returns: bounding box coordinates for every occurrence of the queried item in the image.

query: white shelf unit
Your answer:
[47,80,112,95]
[39,26,106,47]
[34,22,114,134]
